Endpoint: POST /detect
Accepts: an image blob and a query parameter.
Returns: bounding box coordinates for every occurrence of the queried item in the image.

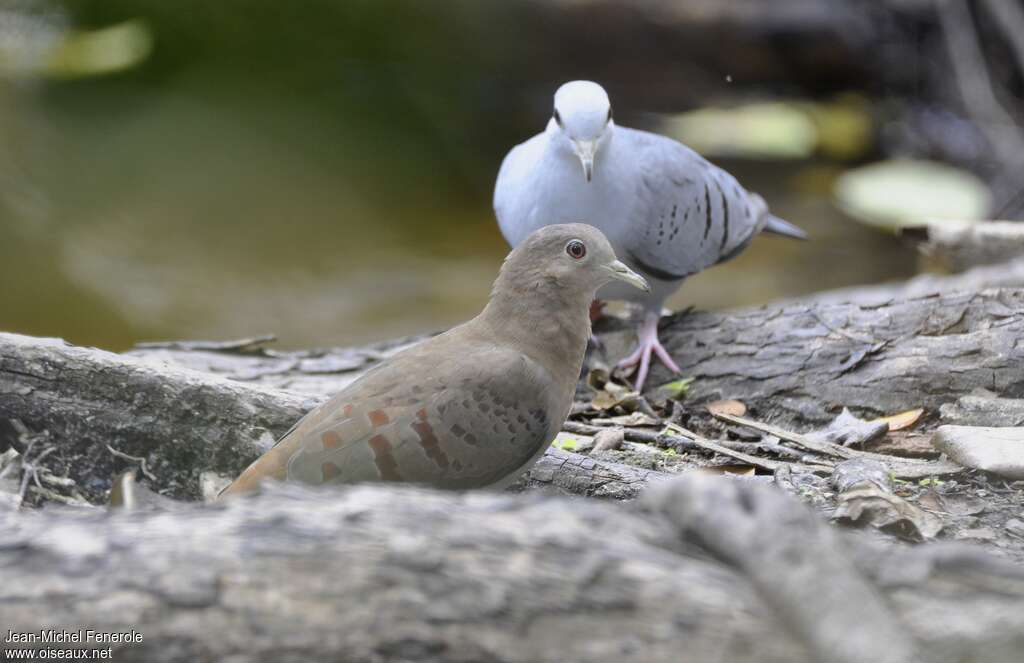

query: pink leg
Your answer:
[616,310,682,392]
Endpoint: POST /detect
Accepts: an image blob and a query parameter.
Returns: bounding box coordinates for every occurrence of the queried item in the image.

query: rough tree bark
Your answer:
[599,288,1024,424]
[1,474,1022,663]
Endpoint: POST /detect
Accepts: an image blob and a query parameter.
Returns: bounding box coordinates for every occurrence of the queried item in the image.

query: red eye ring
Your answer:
[565,240,586,259]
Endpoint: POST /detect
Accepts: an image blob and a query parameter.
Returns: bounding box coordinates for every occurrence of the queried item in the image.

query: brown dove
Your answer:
[221,223,649,495]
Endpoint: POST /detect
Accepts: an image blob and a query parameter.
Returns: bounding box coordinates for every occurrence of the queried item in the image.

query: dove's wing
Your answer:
[619,127,771,282]
[222,337,558,494]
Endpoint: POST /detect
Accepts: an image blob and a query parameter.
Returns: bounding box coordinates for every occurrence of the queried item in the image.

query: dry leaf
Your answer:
[833,482,944,542]
[593,428,625,452]
[871,408,924,432]
[868,432,937,459]
[808,408,887,447]
[590,379,641,412]
[697,464,756,477]
[916,489,944,513]
[706,400,747,417]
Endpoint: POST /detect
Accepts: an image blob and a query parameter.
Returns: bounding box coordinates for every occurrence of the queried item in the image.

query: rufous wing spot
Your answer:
[343,404,354,417]
[321,431,343,450]
[321,461,341,481]
[368,409,390,427]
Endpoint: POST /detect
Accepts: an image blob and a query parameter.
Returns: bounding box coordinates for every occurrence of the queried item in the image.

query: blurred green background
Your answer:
[2,0,1002,351]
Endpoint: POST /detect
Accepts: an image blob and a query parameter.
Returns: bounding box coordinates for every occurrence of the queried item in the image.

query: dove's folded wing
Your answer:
[222,343,557,494]
[620,127,770,282]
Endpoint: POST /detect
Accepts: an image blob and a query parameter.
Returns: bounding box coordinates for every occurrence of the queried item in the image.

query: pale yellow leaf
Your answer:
[706,399,747,417]
[871,408,924,432]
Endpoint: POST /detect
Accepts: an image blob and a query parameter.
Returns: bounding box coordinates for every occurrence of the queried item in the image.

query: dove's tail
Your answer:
[762,215,808,240]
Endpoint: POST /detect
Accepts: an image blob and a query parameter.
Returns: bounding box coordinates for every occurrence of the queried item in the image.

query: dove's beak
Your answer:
[605,260,650,292]
[573,139,597,182]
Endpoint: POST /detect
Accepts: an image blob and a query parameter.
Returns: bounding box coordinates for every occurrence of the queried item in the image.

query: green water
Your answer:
[0,1,916,351]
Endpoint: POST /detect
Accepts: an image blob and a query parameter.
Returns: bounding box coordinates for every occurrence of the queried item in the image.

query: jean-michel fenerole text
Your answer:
[4,629,143,645]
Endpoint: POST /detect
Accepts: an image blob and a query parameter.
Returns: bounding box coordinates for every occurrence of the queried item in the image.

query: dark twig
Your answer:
[106,444,157,482]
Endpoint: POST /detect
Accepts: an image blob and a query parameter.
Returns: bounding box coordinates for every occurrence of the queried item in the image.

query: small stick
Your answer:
[711,412,937,465]
[664,423,833,475]
[29,484,91,507]
[709,412,964,478]
[107,445,157,482]
[564,420,746,454]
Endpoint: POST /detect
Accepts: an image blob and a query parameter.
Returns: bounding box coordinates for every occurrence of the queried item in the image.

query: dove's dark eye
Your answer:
[565,240,586,260]
[553,109,563,127]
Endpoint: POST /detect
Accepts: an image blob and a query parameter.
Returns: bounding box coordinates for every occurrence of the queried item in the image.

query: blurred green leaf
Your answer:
[46,19,152,78]
[803,95,873,160]
[552,436,577,451]
[834,159,991,231]
[656,377,695,401]
[661,102,816,159]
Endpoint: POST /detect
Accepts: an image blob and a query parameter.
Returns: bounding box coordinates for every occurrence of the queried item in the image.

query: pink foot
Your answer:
[616,311,681,392]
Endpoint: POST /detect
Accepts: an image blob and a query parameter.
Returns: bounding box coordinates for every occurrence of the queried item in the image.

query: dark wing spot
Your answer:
[412,409,449,470]
[717,181,730,252]
[703,183,712,240]
[368,409,389,427]
[626,250,691,282]
[715,235,754,266]
[368,435,403,481]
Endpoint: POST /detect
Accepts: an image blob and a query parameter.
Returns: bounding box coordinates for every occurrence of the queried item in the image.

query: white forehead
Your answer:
[554,80,610,113]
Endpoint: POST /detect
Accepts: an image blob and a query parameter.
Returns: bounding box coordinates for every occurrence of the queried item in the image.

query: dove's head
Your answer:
[493,223,648,304]
[549,81,614,183]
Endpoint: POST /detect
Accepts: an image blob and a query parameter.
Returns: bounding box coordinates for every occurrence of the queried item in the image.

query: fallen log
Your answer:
[3,289,1023,499]
[1,474,1021,662]
[915,221,1024,272]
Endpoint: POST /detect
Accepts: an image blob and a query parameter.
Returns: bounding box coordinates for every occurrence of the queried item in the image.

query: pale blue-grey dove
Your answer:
[494,80,806,390]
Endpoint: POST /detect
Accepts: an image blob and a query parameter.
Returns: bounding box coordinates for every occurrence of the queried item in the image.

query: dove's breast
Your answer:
[495,134,633,249]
